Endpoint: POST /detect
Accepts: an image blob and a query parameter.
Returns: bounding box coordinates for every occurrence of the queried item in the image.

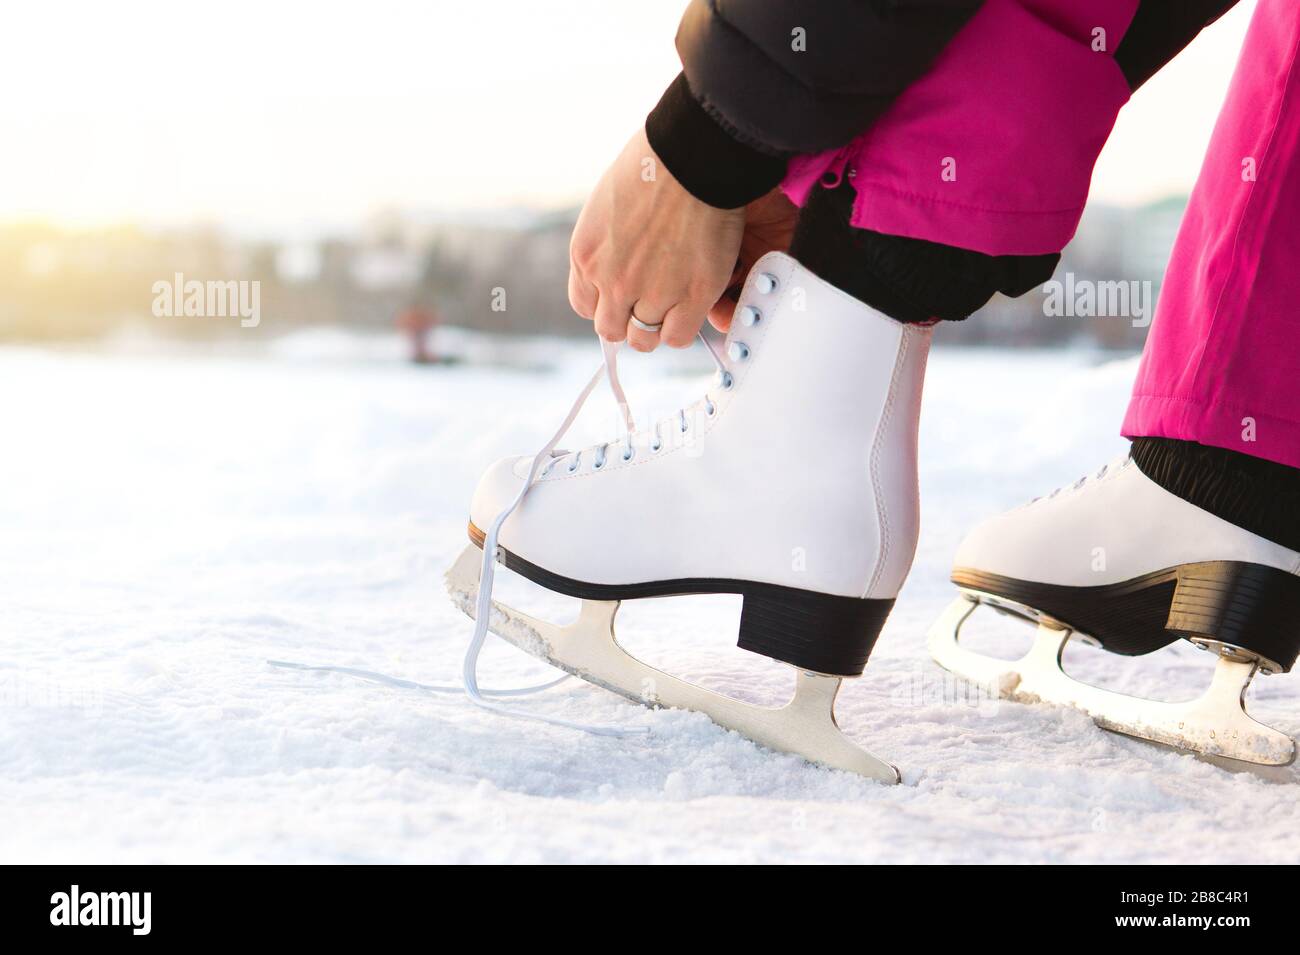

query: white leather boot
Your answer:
[929,453,1300,766]
[446,251,931,781]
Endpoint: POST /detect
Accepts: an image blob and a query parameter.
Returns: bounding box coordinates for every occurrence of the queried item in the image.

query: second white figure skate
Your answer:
[445,252,931,781]
[929,455,1300,765]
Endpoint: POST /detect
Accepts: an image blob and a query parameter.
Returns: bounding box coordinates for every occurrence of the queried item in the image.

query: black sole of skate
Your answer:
[952,560,1300,673]
[468,522,893,677]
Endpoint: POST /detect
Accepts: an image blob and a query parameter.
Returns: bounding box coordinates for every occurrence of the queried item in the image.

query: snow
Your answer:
[1,331,1295,864]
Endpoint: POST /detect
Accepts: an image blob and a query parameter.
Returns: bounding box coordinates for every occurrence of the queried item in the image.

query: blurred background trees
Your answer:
[0,195,1185,351]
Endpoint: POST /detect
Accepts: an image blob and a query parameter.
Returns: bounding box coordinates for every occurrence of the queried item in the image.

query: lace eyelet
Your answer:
[755,273,778,294]
[727,342,749,362]
[593,459,605,471]
[720,371,734,390]
[622,447,634,463]
[738,306,761,327]
[651,440,662,453]
[705,401,716,418]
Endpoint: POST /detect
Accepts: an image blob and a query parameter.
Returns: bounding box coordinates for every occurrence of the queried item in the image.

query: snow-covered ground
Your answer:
[1,329,1295,864]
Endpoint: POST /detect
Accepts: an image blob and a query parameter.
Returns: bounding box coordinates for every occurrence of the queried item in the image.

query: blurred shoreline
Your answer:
[0,195,1183,352]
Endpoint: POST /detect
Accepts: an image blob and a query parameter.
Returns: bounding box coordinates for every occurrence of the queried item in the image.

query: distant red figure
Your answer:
[396,305,439,364]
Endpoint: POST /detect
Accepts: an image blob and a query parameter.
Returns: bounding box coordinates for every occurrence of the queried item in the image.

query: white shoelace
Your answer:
[269,333,729,738]
[266,659,570,696]
[463,332,729,736]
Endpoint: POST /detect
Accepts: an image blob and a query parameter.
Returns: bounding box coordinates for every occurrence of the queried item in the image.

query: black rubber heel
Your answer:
[1168,561,1300,673]
[736,584,894,677]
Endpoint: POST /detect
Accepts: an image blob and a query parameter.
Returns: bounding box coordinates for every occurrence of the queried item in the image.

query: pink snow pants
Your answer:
[782,0,1300,469]
[1123,1,1300,469]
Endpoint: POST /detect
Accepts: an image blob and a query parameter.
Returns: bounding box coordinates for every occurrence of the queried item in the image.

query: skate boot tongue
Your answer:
[542,332,733,476]
[1035,454,1129,502]
[463,332,730,738]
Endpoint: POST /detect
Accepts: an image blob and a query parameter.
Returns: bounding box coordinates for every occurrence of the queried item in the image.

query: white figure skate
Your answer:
[929,454,1300,765]
[445,252,932,781]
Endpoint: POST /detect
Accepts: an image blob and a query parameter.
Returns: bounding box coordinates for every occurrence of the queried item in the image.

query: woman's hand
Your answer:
[568,128,745,352]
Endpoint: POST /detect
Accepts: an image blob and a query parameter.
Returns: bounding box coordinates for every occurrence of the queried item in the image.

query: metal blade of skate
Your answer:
[929,594,1296,766]
[446,544,900,783]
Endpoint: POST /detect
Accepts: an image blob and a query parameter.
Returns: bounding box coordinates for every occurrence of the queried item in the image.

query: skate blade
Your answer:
[928,594,1297,768]
[445,544,900,783]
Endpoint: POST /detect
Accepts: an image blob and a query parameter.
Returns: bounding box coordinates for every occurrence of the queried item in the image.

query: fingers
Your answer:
[571,266,703,350]
[584,288,704,351]
[708,289,740,333]
[568,260,598,321]
[626,300,669,352]
[660,302,706,349]
[593,292,631,342]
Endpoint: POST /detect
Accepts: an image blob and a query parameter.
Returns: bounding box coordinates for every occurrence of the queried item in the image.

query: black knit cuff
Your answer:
[1130,437,1300,552]
[645,72,789,209]
[789,178,1061,323]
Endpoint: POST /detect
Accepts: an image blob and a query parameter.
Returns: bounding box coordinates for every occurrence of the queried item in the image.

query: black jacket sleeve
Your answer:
[647,0,1242,210]
[1114,0,1239,91]
[645,73,792,209]
[647,0,984,208]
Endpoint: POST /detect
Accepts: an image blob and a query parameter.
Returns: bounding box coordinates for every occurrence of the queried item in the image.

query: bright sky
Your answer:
[0,0,1255,235]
